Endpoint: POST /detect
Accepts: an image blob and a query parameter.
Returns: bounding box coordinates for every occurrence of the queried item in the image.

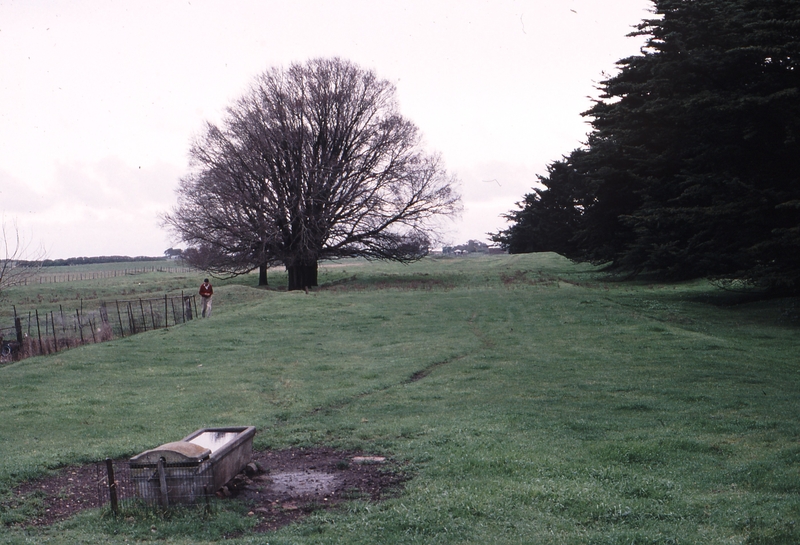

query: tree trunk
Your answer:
[287,261,318,291]
[258,263,268,286]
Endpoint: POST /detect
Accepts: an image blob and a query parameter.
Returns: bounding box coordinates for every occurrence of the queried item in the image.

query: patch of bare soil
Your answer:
[6,448,408,533]
[228,448,408,532]
[6,464,101,526]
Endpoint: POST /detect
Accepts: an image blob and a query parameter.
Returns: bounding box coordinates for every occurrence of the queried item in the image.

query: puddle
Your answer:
[265,471,339,495]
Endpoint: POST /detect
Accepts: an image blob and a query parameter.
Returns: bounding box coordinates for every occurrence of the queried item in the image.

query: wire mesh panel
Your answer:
[97,460,135,511]
[98,458,215,511]
[97,428,254,512]
[130,459,214,507]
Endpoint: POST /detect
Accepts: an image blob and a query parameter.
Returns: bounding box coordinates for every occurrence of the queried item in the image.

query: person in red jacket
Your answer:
[199,278,213,317]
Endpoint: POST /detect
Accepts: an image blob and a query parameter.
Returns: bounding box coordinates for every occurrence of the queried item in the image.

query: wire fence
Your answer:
[97,458,215,512]
[26,266,195,285]
[0,294,198,363]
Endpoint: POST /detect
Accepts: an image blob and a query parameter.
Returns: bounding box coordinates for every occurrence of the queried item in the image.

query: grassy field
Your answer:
[0,260,200,324]
[0,253,798,544]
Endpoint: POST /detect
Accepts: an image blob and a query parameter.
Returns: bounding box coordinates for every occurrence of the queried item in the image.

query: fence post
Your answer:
[35,310,43,355]
[13,305,22,346]
[127,303,137,334]
[89,317,97,343]
[100,302,109,324]
[139,299,148,332]
[115,301,125,338]
[14,317,23,360]
[50,311,58,352]
[105,458,119,514]
[148,300,156,329]
[157,457,170,508]
[76,309,85,344]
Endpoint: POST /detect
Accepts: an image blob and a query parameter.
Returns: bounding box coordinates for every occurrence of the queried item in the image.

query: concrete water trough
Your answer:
[129,426,256,506]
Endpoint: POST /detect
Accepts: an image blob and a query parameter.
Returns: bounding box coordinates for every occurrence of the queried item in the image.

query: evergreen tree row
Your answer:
[493,0,800,294]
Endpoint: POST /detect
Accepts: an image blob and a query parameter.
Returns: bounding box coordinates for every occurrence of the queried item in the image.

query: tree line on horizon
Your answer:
[15,255,171,268]
[492,0,800,295]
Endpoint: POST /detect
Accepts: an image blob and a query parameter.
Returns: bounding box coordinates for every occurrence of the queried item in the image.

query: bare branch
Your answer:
[0,219,46,293]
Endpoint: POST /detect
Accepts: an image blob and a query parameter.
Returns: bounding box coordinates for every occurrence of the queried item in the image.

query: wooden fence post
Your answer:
[105,458,119,514]
[100,303,109,326]
[127,303,136,334]
[139,299,147,332]
[14,317,23,360]
[148,300,156,329]
[50,311,58,352]
[35,309,43,355]
[13,305,23,355]
[76,309,85,345]
[89,317,97,343]
[115,301,125,338]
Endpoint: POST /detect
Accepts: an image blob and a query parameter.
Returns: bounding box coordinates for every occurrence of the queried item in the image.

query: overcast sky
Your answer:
[0,0,652,259]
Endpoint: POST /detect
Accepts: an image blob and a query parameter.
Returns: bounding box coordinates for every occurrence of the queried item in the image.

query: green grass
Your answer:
[1,253,799,543]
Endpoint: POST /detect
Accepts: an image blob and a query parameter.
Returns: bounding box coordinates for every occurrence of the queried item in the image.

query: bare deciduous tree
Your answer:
[164,57,461,290]
[0,219,44,293]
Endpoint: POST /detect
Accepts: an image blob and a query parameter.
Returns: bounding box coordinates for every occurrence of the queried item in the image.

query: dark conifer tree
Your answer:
[496,0,800,292]
[492,155,586,256]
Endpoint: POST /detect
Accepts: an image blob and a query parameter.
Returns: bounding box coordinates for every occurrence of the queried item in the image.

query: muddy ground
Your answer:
[6,447,409,533]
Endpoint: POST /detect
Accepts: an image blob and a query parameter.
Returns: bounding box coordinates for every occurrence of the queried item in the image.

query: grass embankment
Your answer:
[1,254,798,544]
